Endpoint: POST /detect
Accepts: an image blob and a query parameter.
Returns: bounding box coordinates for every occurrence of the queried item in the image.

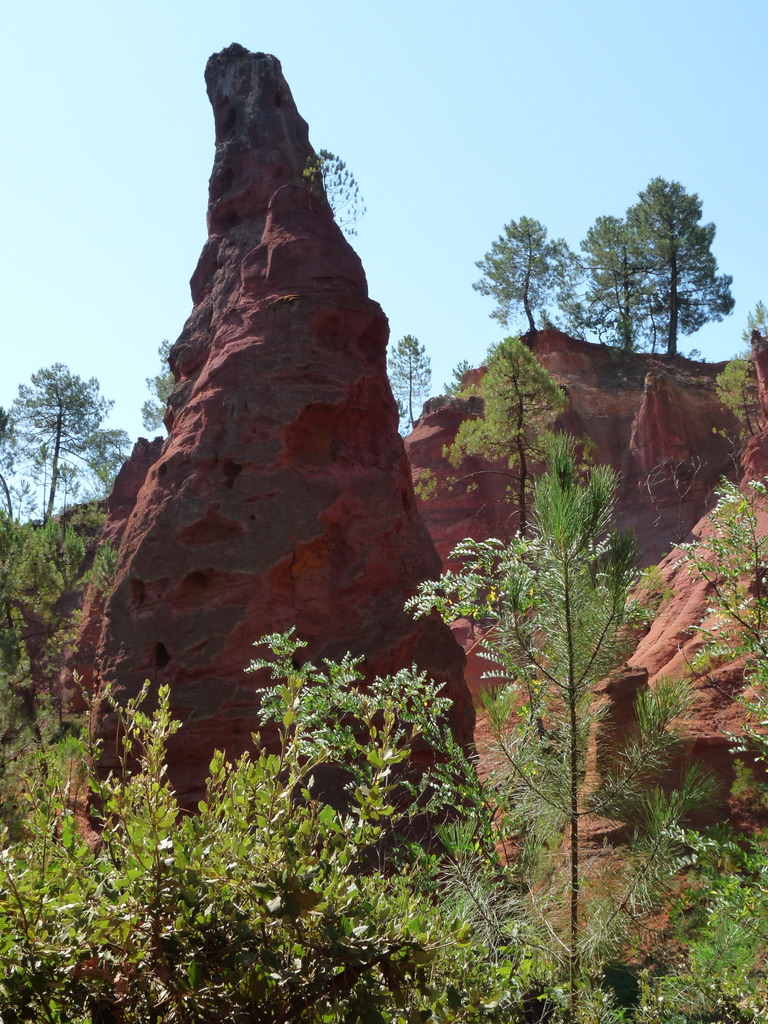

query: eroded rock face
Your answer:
[90,45,470,806]
[751,329,768,424]
[64,437,163,712]
[625,486,768,810]
[406,394,505,565]
[408,330,739,568]
[407,330,741,712]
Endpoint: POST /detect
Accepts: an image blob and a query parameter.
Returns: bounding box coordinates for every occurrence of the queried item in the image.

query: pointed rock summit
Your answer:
[90,45,471,805]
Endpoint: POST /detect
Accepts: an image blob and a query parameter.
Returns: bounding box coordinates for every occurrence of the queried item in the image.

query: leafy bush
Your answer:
[0,632,525,1023]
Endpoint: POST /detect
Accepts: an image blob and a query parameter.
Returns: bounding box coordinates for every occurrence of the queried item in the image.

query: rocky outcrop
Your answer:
[751,328,768,425]
[623,492,768,808]
[63,438,163,712]
[103,438,165,548]
[409,330,739,568]
[407,331,746,751]
[88,45,470,806]
[405,394,508,565]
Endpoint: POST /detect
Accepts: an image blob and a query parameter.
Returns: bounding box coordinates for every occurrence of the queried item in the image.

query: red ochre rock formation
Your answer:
[751,329,768,424]
[407,331,747,788]
[64,437,163,712]
[87,45,471,806]
[408,329,739,569]
[621,474,768,811]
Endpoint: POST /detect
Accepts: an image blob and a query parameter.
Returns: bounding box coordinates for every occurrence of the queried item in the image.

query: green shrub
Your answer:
[0,632,527,1023]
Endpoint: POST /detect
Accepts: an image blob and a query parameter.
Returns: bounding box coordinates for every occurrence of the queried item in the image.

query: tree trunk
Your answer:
[563,557,580,1023]
[0,473,11,518]
[523,294,536,334]
[515,396,528,536]
[45,409,64,523]
[667,254,679,357]
[523,257,536,333]
[621,253,633,350]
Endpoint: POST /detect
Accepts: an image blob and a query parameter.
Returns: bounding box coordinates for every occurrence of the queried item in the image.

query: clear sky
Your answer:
[1,0,765,444]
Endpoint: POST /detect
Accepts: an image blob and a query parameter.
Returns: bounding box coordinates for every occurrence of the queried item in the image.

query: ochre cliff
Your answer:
[409,328,768,809]
[408,329,739,568]
[84,45,470,806]
[622,354,768,801]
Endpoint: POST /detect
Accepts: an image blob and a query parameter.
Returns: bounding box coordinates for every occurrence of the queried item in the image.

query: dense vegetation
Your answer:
[0,165,766,1019]
[0,437,766,1021]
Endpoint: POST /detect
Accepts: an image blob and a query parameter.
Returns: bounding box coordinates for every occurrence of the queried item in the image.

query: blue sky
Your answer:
[1,0,765,443]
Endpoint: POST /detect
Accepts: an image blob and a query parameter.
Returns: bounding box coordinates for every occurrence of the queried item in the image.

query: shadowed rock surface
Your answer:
[63,437,163,713]
[88,45,470,806]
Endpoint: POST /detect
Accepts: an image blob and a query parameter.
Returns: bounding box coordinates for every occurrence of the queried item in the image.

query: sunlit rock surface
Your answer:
[88,45,470,806]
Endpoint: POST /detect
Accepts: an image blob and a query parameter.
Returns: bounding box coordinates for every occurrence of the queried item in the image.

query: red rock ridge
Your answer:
[88,45,471,807]
[408,329,739,568]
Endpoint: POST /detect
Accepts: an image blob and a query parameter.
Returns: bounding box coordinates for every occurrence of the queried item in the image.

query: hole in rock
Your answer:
[217,98,237,139]
[155,642,170,669]
[218,209,241,230]
[222,459,243,487]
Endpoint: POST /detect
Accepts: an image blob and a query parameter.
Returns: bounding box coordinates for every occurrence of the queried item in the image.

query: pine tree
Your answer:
[627,178,734,356]
[12,365,129,520]
[445,337,566,536]
[716,351,763,439]
[411,435,712,1020]
[443,359,472,396]
[303,149,366,237]
[568,215,651,350]
[0,410,13,518]
[387,335,432,430]
[473,217,577,335]
[141,340,174,433]
[742,299,767,344]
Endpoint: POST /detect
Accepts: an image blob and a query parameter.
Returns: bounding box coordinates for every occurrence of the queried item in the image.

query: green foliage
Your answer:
[627,178,734,357]
[410,436,710,1020]
[473,216,577,334]
[716,352,763,440]
[445,337,566,535]
[636,824,768,1022]
[635,564,674,615]
[743,299,768,344]
[387,335,432,431]
[0,636,530,1022]
[141,339,174,434]
[631,477,768,1020]
[477,180,732,355]
[303,149,366,236]
[682,478,768,691]
[729,758,768,813]
[0,409,14,518]
[11,364,130,521]
[566,215,652,351]
[0,514,87,826]
[89,539,118,599]
[443,359,473,397]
